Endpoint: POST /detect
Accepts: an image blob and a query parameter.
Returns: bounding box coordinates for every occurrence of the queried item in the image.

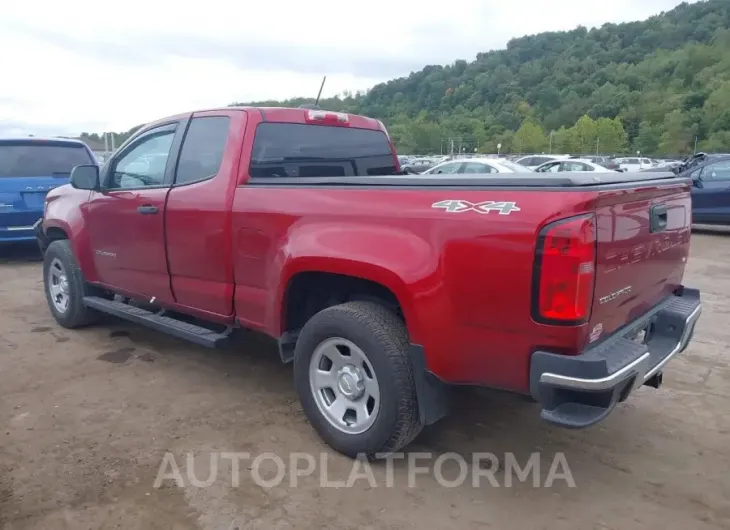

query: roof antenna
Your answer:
[315,75,327,106]
[298,75,327,110]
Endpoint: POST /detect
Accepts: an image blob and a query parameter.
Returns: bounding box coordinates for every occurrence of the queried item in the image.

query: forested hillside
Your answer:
[237,0,730,155]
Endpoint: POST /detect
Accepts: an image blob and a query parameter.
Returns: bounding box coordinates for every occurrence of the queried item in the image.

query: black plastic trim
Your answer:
[241,173,688,191]
[529,287,701,428]
[530,213,596,327]
[277,330,299,363]
[83,296,230,348]
[408,344,450,426]
[34,219,49,254]
[650,203,668,233]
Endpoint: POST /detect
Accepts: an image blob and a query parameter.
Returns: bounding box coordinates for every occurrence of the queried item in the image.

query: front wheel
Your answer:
[43,240,101,328]
[293,301,423,458]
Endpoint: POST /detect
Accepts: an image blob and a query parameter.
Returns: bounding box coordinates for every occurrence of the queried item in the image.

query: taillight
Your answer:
[304,110,349,126]
[532,214,596,325]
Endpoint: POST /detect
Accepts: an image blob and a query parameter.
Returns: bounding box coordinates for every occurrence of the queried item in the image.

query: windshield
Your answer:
[0,141,94,178]
[498,160,534,173]
[250,123,397,177]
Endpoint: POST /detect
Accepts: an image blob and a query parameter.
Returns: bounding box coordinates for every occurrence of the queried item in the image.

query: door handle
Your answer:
[650,204,668,233]
[137,205,158,215]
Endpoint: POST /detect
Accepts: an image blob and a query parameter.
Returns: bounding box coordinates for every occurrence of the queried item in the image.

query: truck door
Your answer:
[165,110,245,317]
[85,120,187,302]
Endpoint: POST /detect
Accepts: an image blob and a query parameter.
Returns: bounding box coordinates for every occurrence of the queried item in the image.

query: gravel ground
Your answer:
[1,230,729,530]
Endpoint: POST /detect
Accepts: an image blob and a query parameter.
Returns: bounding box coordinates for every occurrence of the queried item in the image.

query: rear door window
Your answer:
[463,162,493,174]
[0,141,93,178]
[175,116,230,185]
[537,162,561,173]
[429,162,463,174]
[561,161,593,172]
[249,123,396,178]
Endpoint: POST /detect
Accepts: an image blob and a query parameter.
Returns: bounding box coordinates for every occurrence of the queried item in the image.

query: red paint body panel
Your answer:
[586,184,691,346]
[165,109,248,317]
[41,106,693,395]
[231,187,598,391]
[86,188,174,302]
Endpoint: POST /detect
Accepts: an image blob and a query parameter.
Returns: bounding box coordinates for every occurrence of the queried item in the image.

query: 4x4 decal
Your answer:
[431,199,521,215]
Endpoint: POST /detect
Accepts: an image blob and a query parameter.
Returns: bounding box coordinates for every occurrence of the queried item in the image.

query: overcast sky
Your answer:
[0,0,693,136]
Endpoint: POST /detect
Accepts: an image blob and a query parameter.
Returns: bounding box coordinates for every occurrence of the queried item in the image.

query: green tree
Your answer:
[658,110,694,155]
[572,115,599,154]
[514,119,547,153]
[634,121,661,154]
[595,117,628,153]
[552,126,576,153]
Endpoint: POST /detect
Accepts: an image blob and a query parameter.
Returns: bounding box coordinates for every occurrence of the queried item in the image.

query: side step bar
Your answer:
[83,296,231,348]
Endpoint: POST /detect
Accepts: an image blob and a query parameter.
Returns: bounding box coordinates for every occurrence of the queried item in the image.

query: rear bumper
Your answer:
[0,218,42,242]
[530,287,702,428]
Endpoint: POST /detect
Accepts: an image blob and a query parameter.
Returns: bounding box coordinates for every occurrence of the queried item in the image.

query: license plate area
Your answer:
[21,192,47,209]
[627,320,655,346]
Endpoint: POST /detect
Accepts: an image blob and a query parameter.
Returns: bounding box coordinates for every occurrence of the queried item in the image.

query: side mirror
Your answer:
[70,165,100,190]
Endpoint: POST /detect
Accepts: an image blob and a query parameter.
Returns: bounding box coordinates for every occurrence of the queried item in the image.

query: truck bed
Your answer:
[245,171,684,189]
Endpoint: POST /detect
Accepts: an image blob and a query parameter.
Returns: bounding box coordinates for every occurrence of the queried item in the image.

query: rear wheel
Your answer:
[294,301,423,458]
[43,240,101,328]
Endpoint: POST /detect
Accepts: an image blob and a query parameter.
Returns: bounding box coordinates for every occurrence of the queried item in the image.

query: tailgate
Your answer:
[0,177,63,228]
[587,182,691,345]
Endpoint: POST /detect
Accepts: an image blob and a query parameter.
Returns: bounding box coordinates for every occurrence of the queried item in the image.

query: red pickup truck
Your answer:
[37,106,702,458]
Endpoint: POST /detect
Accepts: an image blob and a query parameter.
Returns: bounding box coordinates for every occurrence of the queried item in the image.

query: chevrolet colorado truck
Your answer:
[37,106,702,458]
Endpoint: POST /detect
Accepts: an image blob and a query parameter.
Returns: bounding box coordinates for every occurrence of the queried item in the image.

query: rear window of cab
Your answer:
[249,123,397,178]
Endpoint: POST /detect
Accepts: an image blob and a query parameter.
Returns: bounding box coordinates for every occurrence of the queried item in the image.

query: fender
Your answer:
[269,222,439,343]
[43,186,100,282]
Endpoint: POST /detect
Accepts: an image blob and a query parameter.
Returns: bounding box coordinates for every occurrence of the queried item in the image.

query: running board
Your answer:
[83,296,231,348]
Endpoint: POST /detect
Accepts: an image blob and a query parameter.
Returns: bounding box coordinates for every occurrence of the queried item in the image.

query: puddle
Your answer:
[97,347,135,364]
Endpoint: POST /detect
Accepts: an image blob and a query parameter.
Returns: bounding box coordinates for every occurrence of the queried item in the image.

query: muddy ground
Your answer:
[1,230,729,530]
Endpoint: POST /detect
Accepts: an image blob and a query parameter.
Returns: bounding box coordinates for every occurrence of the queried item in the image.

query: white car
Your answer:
[514,154,570,170]
[616,157,654,171]
[423,158,534,175]
[534,159,619,173]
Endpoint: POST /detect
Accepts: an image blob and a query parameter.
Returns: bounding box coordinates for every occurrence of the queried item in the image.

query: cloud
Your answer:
[0,0,695,136]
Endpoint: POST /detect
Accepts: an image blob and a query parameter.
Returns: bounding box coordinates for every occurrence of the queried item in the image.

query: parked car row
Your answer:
[405,153,658,174]
[423,158,534,174]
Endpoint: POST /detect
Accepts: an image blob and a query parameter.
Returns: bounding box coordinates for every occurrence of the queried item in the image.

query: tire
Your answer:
[293,301,423,458]
[43,240,101,328]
